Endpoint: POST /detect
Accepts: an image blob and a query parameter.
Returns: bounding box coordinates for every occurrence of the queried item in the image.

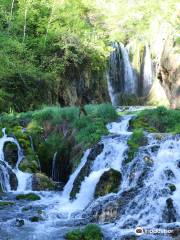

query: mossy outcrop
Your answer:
[125,129,147,164]
[94,169,122,198]
[32,173,56,191]
[16,193,41,201]
[70,144,104,199]
[4,142,18,168]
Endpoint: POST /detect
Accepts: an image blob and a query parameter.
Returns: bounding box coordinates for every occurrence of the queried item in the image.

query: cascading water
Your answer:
[1,109,180,240]
[108,41,154,106]
[108,42,138,106]
[0,129,31,192]
[142,44,153,96]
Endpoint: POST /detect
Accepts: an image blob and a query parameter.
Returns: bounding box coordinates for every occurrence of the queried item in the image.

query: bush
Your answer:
[65,224,103,240]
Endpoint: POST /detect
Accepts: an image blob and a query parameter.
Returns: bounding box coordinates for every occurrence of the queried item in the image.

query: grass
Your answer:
[65,224,103,240]
[130,106,180,134]
[126,129,147,164]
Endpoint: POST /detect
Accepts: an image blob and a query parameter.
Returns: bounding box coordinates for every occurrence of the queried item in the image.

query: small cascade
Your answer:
[51,152,58,182]
[108,42,137,106]
[0,129,31,192]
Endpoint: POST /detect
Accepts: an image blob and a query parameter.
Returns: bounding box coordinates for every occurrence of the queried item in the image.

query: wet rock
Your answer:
[150,145,159,153]
[4,142,18,168]
[70,144,104,199]
[83,188,138,223]
[32,173,56,191]
[164,169,175,180]
[8,168,18,191]
[122,218,138,228]
[29,215,43,222]
[162,198,177,223]
[143,155,153,165]
[170,227,180,237]
[94,169,122,198]
[177,160,180,168]
[166,183,176,193]
[15,218,25,227]
[52,148,72,184]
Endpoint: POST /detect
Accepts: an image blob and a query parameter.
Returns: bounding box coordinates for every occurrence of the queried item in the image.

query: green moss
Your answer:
[65,224,103,240]
[0,201,15,207]
[16,193,41,201]
[130,107,180,134]
[126,129,147,164]
[94,169,121,198]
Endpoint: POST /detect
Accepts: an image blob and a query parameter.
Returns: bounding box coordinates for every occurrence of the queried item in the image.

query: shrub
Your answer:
[65,224,103,240]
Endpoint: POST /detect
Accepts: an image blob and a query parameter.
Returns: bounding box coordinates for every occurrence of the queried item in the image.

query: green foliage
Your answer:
[0,104,117,176]
[126,129,147,164]
[131,107,180,134]
[16,193,41,201]
[65,224,103,240]
[0,0,109,112]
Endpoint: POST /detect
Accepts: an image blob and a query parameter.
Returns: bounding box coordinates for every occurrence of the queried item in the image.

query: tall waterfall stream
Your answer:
[0,108,180,239]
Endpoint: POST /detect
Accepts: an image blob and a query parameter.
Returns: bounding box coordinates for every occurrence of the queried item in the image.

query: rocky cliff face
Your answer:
[150,22,180,108]
[157,35,180,108]
[58,67,109,106]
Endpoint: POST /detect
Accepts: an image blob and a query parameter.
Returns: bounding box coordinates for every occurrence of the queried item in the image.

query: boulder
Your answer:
[8,168,18,191]
[32,173,56,191]
[70,144,104,199]
[4,142,18,168]
[94,169,122,198]
[162,198,177,223]
[15,218,25,227]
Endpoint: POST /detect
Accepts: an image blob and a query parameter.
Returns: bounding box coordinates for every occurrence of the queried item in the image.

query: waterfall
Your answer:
[142,44,153,96]
[120,43,137,95]
[108,42,137,106]
[0,129,31,192]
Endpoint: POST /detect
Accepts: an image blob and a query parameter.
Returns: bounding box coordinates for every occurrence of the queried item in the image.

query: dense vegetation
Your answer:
[0,0,178,112]
[130,107,180,134]
[0,103,117,176]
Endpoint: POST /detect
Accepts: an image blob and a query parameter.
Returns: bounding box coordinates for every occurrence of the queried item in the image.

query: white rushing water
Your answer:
[1,109,180,240]
[142,44,153,96]
[0,129,31,192]
[120,43,137,95]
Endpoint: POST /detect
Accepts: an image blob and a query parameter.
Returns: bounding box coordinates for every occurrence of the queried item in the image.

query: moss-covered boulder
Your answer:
[94,169,122,198]
[32,173,56,191]
[125,129,147,164]
[70,144,104,199]
[16,193,41,201]
[19,156,39,173]
[4,142,18,168]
